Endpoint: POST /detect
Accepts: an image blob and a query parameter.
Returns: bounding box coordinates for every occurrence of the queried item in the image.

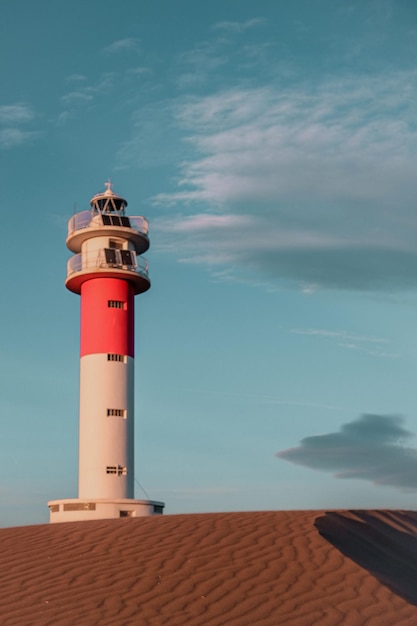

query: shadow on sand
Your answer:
[315,510,417,605]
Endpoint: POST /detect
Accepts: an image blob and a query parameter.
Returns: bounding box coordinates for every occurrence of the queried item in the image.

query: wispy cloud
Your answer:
[0,128,40,149]
[174,385,348,412]
[0,103,40,149]
[127,66,152,77]
[277,414,417,491]
[176,41,227,89]
[60,91,94,107]
[59,74,114,117]
[66,73,87,83]
[213,18,266,33]
[151,70,417,292]
[0,103,34,124]
[102,38,140,54]
[290,328,397,357]
[155,213,252,232]
[291,329,388,343]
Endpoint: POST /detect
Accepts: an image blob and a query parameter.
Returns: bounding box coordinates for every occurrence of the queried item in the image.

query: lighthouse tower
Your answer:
[48,183,164,522]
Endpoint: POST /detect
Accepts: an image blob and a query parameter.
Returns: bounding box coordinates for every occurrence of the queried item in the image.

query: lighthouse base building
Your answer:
[48,184,164,523]
[48,499,164,522]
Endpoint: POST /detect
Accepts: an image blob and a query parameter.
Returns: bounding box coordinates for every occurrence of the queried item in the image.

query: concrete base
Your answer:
[47,498,165,523]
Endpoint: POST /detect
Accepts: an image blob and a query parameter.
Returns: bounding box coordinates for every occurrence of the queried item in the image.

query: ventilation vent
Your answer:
[108,300,124,309]
[63,503,96,511]
[49,504,59,513]
[153,505,164,514]
[107,408,126,417]
[107,353,126,362]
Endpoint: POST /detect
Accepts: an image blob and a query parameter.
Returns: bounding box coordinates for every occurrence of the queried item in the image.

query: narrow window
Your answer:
[107,408,126,417]
[153,505,164,514]
[107,353,126,362]
[106,465,127,476]
[109,239,124,250]
[108,300,124,309]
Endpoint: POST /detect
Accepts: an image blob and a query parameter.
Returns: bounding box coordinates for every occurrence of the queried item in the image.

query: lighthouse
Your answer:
[48,183,164,522]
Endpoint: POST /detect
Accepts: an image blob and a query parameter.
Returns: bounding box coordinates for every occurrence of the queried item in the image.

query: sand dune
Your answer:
[1,510,417,625]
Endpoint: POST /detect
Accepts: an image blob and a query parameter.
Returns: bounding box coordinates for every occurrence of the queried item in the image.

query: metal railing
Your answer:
[67,211,149,237]
[67,249,149,280]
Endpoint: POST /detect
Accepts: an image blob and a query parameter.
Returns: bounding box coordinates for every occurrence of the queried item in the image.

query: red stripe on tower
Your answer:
[80,278,135,357]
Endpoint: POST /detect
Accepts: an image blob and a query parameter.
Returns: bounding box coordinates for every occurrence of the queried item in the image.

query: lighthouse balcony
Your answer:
[66,249,150,295]
[67,210,149,254]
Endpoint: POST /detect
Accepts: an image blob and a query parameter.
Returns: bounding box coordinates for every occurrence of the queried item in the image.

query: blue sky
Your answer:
[1,0,417,526]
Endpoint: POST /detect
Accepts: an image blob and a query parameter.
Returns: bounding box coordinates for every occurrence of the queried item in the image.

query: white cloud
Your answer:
[60,91,94,106]
[102,38,140,54]
[0,104,34,124]
[66,73,87,83]
[0,128,41,149]
[155,213,252,232]
[213,18,266,33]
[152,71,417,292]
[0,103,40,149]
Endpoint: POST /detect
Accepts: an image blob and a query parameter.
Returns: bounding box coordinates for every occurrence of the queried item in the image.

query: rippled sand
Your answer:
[2,510,417,625]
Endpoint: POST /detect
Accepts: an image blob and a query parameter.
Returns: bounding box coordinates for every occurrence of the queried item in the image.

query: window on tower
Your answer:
[108,300,125,309]
[107,408,126,417]
[107,353,126,362]
[109,238,124,250]
[106,465,127,476]
[104,248,136,269]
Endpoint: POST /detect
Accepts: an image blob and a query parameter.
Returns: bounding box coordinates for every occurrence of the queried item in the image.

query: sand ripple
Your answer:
[1,510,417,624]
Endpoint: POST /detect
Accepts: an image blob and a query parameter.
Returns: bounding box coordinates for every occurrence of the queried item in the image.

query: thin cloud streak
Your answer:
[0,104,34,124]
[290,329,388,344]
[290,328,398,358]
[59,74,114,119]
[102,38,140,54]
[0,103,40,149]
[154,213,253,232]
[172,386,348,412]
[277,414,417,490]
[0,128,41,149]
[212,18,266,33]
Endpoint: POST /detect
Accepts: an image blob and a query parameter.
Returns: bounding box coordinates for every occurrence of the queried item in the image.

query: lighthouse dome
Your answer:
[90,181,128,214]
